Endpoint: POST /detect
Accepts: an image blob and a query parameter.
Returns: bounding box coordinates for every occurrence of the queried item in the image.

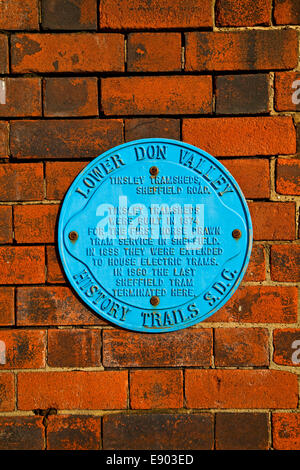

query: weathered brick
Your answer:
[0,417,44,450]
[185,30,298,71]
[0,0,39,30]
[276,158,300,195]
[216,0,271,26]
[130,370,183,409]
[216,413,269,450]
[103,413,214,450]
[0,122,9,158]
[17,371,128,410]
[125,119,180,142]
[249,202,296,240]
[271,244,300,282]
[275,72,300,112]
[102,76,212,115]
[0,288,14,326]
[273,329,300,366]
[0,330,46,369]
[47,415,101,450]
[210,286,298,323]
[11,33,124,73]
[127,33,181,72]
[274,0,300,25]
[17,286,105,326]
[244,244,266,282]
[214,328,269,367]
[99,0,213,29]
[0,78,41,117]
[0,35,9,73]
[42,0,97,30]
[0,373,14,411]
[48,329,101,368]
[0,247,45,284]
[11,119,123,159]
[46,246,65,283]
[14,204,59,244]
[182,117,296,157]
[103,329,212,367]
[185,370,298,409]
[220,159,270,199]
[46,161,87,200]
[0,205,12,243]
[216,74,269,114]
[44,77,98,117]
[0,163,44,201]
[273,413,300,450]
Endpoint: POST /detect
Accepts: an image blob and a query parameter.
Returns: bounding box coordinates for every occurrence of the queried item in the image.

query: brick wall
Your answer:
[0,0,299,451]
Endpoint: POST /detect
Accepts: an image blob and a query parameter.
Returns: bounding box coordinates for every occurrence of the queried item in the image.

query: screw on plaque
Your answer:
[68,231,78,242]
[232,229,242,239]
[149,166,159,177]
[150,296,160,307]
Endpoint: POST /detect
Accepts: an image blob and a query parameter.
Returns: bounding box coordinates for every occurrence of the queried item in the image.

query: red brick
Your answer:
[0,288,14,326]
[127,33,181,72]
[48,329,101,368]
[274,0,300,25]
[125,119,180,142]
[44,77,98,117]
[11,33,124,73]
[216,74,269,114]
[130,370,183,410]
[14,204,59,244]
[0,330,46,370]
[275,72,300,112]
[273,329,300,366]
[47,415,100,450]
[214,328,269,367]
[0,373,14,411]
[185,30,298,71]
[0,78,41,117]
[46,161,87,200]
[0,163,44,201]
[0,122,9,158]
[244,244,266,282]
[276,158,300,195]
[0,416,44,450]
[17,371,128,410]
[0,0,39,30]
[185,369,298,409]
[216,0,271,26]
[220,159,270,199]
[100,0,213,29]
[42,0,97,30]
[249,202,296,240]
[273,413,300,450]
[216,413,269,450]
[0,205,12,243]
[17,286,105,326]
[0,35,8,73]
[210,286,298,323]
[11,119,123,159]
[182,117,296,157]
[0,246,45,284]
[271,244,300,282]
[46,246,65,283]
[103,329,212,367]
[103,413,214,450]
[102,76,212,115]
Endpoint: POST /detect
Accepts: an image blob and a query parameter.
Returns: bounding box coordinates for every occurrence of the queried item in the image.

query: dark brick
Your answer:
[0,417,44,450]
[0,78,41,117]
[271,244,300,282]
[103,413,214,450]
[0,206,12,243]
[273,329,300,366]
[216,0,272,26]
[244,244,266,282]
[47,415,101,450]
[216,413,269,450]
[0,35,8,73]
[42,0,97,30]
[48,329,101,367]
[125,119,180,142]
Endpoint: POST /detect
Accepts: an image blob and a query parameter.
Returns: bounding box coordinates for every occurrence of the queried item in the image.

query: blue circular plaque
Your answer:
[58,139,252,332]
